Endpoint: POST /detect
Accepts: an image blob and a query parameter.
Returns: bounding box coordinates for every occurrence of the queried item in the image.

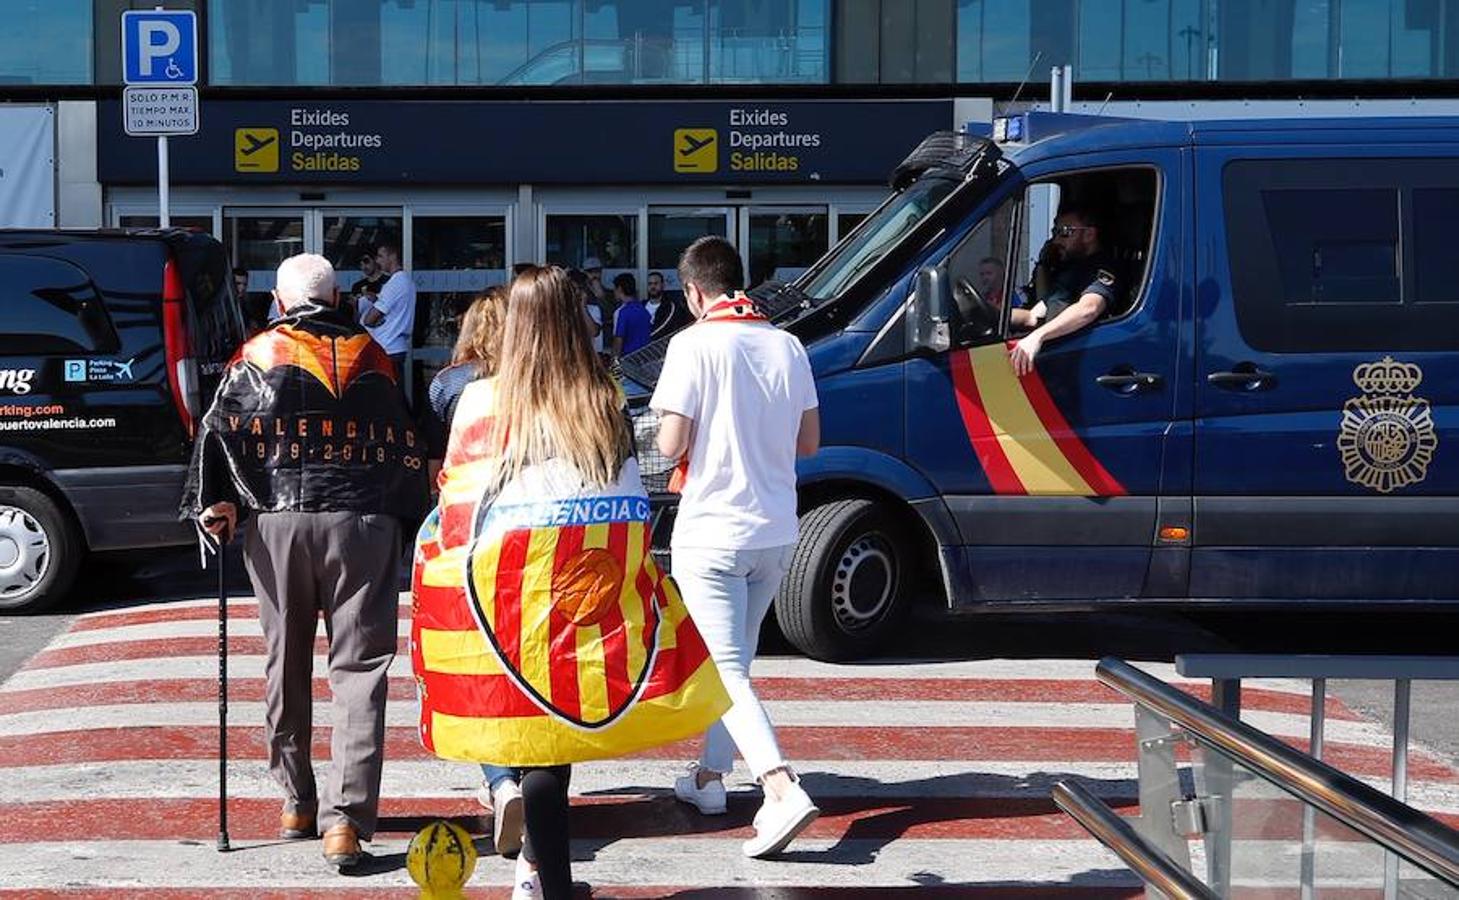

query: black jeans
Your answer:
[520,765,573,899]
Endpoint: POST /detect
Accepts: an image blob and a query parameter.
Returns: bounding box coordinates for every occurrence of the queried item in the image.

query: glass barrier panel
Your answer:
[1190,740,1459,899]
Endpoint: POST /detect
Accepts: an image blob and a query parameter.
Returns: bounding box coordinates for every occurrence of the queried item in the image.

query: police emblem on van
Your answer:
[1338,357,1437,493]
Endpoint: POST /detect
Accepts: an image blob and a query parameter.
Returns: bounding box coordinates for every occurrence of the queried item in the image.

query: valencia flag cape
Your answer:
[411,380,729,766]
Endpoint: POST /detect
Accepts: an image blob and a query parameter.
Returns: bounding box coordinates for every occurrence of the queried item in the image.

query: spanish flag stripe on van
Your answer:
[1017,352,1126,496]
[952,345,1126,497]
[969,345,1095,496]
[950,347,1025,494]
[547,523,585,720]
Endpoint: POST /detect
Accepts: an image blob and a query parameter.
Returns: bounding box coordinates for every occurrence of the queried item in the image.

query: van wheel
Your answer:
[0,486,81,613]
[775,499,910,662]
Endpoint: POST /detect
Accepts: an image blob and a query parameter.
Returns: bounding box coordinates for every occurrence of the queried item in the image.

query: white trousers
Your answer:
[670,544,796,779]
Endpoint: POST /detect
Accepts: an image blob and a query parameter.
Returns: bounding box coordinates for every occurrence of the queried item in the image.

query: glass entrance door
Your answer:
[318,208,404,298]
[740,205,830,288]
[222,208,308,329]
[648,206,733,291]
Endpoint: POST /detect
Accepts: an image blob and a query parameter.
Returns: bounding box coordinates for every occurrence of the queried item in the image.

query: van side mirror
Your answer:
[908,266,952,355]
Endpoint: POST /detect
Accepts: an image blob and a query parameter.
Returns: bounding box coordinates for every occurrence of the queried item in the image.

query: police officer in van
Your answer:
[1009,206,1124,376]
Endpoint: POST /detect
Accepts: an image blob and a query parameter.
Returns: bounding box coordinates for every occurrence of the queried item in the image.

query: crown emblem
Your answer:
[1338,357,1436,494]
[1352,356,1422,394]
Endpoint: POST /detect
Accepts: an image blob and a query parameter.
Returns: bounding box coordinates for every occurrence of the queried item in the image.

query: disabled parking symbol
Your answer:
[674,128,718,174]
[234,128,280,173]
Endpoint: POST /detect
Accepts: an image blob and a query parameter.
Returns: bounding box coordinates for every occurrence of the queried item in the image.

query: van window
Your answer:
[1413,188,1459,305]
[1261,189,1400,305]
[944,167,1157,344]
[1223,158,1459,352]
[0,255,119,356]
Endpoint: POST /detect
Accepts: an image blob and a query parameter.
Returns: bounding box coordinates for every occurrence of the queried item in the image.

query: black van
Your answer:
[0,229,244,612]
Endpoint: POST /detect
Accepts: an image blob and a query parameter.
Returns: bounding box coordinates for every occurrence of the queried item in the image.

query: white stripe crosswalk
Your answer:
[2,595,1454,896]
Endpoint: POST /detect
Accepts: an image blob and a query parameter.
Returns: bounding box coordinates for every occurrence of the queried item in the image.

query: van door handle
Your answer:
[1207,366,1276,390]
[1096,370,1163,393]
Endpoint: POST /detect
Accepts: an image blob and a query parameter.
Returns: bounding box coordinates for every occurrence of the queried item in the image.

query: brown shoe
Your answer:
[322,823,363,869]
[280,810,316,840]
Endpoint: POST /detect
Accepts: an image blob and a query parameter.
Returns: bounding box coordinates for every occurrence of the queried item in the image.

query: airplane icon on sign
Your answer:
[673,127,718,173]
[679,133,714,156]
[240,132,276,155]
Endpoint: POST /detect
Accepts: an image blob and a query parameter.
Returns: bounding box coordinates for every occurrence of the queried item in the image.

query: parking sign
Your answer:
[121,10,198,85]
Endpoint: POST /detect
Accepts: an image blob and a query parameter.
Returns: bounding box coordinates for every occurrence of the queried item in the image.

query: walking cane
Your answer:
[201,519,232,852]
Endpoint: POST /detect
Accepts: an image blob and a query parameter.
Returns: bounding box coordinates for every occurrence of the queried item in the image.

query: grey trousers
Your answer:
[243,511,402,840]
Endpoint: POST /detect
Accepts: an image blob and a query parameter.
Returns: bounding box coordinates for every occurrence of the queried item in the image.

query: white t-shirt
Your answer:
[587,304,604,352]
[365,270,417,354]
[650,319,818,550]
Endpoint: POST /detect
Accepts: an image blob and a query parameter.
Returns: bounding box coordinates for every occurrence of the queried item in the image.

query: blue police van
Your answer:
[621,112,1459,661]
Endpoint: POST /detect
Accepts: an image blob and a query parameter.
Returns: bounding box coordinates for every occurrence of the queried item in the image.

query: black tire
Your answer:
[775,499,912,662]
[0,485,82,613]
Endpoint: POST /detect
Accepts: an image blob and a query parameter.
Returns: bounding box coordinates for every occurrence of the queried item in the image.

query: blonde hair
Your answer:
[451,285,509,373]
[489,266,630,490]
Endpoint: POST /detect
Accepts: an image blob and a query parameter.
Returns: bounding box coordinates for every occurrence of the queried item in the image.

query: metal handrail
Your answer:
[1097,657,1459,886]
[1053,781,1219,900]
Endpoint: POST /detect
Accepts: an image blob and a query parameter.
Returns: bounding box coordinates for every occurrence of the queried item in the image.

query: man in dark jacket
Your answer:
[183,253,428,870]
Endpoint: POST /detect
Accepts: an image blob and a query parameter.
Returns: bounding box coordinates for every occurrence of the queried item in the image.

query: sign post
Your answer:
[121,9,199,228]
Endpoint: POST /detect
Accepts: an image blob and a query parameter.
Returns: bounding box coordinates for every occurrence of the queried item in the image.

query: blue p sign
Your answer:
[122,10,198,85]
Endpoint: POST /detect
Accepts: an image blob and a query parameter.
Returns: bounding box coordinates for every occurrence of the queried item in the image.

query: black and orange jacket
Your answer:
[181,303,429,522]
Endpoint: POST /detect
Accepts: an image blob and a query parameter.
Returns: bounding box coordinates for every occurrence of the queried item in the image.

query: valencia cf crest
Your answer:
[1338,357,1438,493]
[463,492,662,730]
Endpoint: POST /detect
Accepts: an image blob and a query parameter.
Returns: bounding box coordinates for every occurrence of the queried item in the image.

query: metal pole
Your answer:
[1300,677,1326,900]
[1207,678,1241,896]
[216,539,230,852]
[158,135,171,227]
[1062,64,1073,110]
[1384,679,1412,898]
[1050,66,1064,112]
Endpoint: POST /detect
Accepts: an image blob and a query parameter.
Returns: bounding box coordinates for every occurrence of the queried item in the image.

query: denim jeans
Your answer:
[670,544,796,778]
[482,763,516,791]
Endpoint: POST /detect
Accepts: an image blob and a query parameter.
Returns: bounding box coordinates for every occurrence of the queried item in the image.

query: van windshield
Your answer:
[799,174,962,302]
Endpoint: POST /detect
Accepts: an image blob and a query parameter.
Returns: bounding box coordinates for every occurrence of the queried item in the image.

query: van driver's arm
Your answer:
[1009,290,1107,376]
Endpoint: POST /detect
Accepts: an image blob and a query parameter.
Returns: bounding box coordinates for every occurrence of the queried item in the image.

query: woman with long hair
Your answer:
[421,286,509,472]
[411,266,729,899]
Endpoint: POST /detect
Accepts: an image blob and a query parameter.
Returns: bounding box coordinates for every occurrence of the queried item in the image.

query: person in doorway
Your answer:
[580,257,613,357]
[1008,206,1125,376]
[350,250,389,301]
[184,253,428,871]
[361,242,418,385]
[232,267,264,335]
[646,270,692,340]
[565,267,603,350]
[610,272,651,359]
[651,236,822,858]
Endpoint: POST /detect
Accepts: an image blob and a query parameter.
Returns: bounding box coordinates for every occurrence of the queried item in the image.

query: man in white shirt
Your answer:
[360,242,417,387]
[650,236,821,859]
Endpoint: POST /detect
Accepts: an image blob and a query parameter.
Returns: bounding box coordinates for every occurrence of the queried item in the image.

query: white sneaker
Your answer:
[492,780,525,858]
[510,854,540,900]
[673,764,727,815]
[742,781,819,858]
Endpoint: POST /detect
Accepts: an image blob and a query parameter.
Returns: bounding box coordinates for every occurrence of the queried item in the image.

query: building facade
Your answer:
[4,0,1456,394]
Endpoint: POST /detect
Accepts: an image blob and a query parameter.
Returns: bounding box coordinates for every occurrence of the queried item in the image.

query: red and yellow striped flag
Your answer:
[950,343,1126,496]
[410,382,728,766]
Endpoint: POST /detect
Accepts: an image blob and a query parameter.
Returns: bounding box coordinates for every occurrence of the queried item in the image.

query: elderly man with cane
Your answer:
[182,253,428,870]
